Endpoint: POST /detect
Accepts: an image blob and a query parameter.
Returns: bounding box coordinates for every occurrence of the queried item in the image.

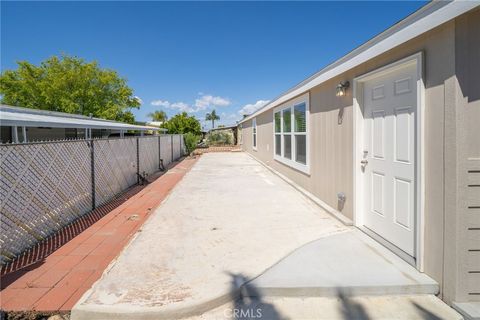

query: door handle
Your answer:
[360,160,368,165]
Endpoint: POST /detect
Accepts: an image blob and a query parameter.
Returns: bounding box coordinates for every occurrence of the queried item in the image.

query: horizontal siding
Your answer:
[467,159,480,301]
[468,210,480,227]
[468,229,480,242]
[467,273,480,299]
[467,251,480,271]
[468,186,480,207]
[468,172,480,186]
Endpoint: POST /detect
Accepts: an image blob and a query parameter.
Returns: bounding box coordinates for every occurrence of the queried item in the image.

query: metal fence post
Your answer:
[90,139,96,210]
[136,137,140,184]
[158,135,162,170]
[171,135,174,162]
[180,134,185,157]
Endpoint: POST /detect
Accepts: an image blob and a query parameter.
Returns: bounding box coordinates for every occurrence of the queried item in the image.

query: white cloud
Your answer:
[194,95,231,110]
[170,102,194,113]
[134,96,143,104]
[151,100,170,107]
[238,100,270,116]
[150,94,231,114]
[150,100,194,112]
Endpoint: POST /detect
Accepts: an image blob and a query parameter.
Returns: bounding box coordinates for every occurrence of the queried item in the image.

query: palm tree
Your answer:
[148,110,168,123]
[206,109,220,129]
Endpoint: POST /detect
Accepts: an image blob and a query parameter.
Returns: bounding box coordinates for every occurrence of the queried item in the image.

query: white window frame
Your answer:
[252,118,257,151]
[273,92,310,174]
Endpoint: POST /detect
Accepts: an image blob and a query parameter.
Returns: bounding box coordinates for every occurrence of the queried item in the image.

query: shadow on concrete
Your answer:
[411,301,443,320]
[228,273,288,320]
[338,290,370,320]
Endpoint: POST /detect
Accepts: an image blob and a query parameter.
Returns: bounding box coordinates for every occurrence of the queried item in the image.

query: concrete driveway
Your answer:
[72,152,460,319]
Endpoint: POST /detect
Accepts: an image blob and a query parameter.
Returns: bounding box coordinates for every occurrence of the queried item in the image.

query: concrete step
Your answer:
[250,230,439,297]
[453,302,480,320]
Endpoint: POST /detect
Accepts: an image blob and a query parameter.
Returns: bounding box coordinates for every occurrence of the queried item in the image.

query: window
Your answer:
[282,108,292,159]
[294,103,307,164]
[274,112,281,155]
[252,118,257,150]
[273,93,309,173]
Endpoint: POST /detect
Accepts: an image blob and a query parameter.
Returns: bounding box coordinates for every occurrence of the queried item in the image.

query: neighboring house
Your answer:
[0,105,165,143]
[145,121,168,135]
[239,2,479,317]
[146,121,164,127]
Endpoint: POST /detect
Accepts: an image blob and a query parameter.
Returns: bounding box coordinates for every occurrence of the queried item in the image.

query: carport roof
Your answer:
[0,105,164,131]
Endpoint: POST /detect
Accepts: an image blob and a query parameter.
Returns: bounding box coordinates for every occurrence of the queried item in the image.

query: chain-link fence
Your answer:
[0,134,185,265]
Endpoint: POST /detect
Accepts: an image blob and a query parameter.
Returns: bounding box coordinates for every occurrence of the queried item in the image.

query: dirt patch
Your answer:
[2,311,69,320]
[193,146,241,155]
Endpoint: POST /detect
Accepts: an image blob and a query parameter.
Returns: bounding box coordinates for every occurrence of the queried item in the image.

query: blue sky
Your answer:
[1,1,427,129]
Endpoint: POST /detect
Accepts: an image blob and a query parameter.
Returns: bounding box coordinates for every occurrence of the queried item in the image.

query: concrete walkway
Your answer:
[72,153,348,319]
[189,295,461,320]
[72,153,459,319]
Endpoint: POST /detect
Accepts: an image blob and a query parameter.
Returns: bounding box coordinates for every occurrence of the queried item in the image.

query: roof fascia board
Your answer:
[0,118,159,131]
[240,1,478,124]
[0,105,153,129]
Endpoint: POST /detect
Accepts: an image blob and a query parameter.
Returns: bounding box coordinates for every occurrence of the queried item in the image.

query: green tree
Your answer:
[148,110,168,122]
[0,54,140,123]
[205,109,220,128]
[161,112,201,135]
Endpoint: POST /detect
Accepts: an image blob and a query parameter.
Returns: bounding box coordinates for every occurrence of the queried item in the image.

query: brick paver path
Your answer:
[0,156,198,312]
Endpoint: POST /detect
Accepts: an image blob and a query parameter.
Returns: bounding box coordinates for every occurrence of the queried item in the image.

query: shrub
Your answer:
[183,132,200,154]
[207,131,232,145]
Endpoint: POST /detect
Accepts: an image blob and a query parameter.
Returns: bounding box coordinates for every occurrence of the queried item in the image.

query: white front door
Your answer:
[361,62,417,257]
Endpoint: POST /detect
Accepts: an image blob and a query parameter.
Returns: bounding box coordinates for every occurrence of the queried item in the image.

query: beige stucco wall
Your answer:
[242,9,480,303]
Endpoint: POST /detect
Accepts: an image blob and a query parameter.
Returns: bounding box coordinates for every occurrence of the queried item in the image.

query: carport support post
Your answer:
[171,135,174,162]
[136,137,140,184]
[90,139,96,210]
[12,126,18,143]
[22,127,27,143]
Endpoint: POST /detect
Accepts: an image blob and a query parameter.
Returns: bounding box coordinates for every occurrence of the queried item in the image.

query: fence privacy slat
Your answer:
[139,137,160,177]
[0,134,184,265]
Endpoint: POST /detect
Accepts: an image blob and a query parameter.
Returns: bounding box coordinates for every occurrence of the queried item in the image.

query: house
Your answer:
[146,121,164,127]
[0,104,166,143]
[239,1,479,317]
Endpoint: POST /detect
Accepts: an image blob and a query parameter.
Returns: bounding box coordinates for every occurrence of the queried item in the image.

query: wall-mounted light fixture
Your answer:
[336,81,350,97]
